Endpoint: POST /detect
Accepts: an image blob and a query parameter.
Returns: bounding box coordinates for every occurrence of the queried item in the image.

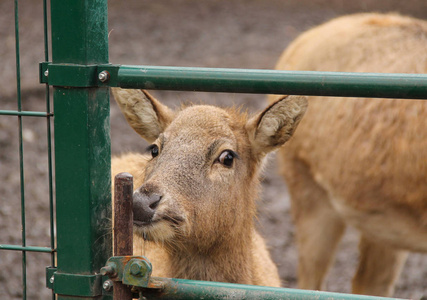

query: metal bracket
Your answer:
[101,256,164,290]
[45,267,57,290]
[39,62,120,88]
[45,266,114,297]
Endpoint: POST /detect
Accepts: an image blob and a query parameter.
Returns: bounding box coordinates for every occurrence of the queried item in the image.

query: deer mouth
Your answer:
[133,219,159,227]
[133,213,186,242]
[161,215,185,226]
[133,215,184,227]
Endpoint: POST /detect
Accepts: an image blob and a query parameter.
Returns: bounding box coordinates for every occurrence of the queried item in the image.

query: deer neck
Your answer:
[167,226,255,284]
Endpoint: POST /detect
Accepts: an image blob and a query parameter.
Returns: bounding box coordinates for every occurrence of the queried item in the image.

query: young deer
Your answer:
[269,13,427,296]
[111,88,307,287]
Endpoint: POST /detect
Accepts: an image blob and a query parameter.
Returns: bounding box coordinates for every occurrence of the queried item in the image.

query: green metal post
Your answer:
[50,0,111,299]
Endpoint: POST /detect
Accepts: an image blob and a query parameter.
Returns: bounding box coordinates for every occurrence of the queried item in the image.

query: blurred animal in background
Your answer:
[111,88,308,287]
[269,13,427,296]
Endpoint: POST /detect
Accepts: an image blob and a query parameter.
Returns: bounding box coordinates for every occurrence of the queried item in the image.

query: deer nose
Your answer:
[133,190,162,225]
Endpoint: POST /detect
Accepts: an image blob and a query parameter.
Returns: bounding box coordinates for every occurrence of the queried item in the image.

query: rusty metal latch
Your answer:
[101,256,164,290]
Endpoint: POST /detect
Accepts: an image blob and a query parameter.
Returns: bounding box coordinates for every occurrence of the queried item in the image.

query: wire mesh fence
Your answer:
[0,0,55,299]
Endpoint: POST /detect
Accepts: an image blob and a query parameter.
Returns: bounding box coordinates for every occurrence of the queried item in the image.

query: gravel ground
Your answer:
[0,1,426,299]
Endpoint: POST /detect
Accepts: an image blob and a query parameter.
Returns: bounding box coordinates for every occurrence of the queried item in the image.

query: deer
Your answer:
[111,88,308,287]
[268,13,427,296]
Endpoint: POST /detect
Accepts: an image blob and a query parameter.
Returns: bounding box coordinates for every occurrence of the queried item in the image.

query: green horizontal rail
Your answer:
[104,65,427,99]
[0,244,54,253]
[0,110,52,117]
[42,63,427,99]
[140,278,403,300]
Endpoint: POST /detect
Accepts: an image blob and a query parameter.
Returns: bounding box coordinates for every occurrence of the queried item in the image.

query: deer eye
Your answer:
[147,144,159,158]
[217,150,236,167]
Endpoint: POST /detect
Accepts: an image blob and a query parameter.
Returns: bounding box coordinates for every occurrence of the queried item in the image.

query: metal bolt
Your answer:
[49,275,54,284]
[100,263,117,277]
[103,279,113,291]
[130,261,147,277]
[98,71,110,82]
[44,70,49,77]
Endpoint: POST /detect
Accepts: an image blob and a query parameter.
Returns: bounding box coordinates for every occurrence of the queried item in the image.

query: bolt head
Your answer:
[44,70,49,77]
[130,260,151,277]
[49,275,54,284]
[103,279,113,291]
[98,71,110,82]
[130,261,143,276]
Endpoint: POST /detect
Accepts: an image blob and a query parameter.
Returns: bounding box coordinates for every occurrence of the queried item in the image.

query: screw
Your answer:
[98,71,110,82]
[103,279,113,291]
[44,70,49,77]
[49,275,54,284]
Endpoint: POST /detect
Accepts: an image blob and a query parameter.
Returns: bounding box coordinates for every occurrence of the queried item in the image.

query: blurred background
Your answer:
[1,0,426,299]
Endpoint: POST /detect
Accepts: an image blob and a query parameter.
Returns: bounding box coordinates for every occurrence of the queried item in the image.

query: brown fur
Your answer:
[112,88,307,287]
[269,13,427,296]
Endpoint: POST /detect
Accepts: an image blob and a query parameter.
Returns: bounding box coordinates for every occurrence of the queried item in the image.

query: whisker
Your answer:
[162,214,184,225]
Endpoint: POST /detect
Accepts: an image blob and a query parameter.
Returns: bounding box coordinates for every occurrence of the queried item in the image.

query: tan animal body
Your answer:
[111,88,308,287]
[269,13,427,296]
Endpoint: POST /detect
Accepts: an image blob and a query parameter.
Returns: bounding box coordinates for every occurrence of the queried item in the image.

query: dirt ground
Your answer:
[0,1,426,299]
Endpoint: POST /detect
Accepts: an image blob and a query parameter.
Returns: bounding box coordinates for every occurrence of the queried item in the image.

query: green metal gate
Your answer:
[1,0,426,299]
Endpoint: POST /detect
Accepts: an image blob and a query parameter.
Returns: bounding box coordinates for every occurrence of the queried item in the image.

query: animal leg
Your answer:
[352,236,408,297]
[295,204,346,290]
[284,156,346,290]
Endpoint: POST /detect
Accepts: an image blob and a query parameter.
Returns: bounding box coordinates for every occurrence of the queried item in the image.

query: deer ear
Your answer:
[112,88,175,143]
[246,95,307,156]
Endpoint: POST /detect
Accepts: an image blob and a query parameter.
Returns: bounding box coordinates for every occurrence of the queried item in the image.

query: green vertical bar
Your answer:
[42,3,56,299]
[50,0,111,299]
[14,0,27,299]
